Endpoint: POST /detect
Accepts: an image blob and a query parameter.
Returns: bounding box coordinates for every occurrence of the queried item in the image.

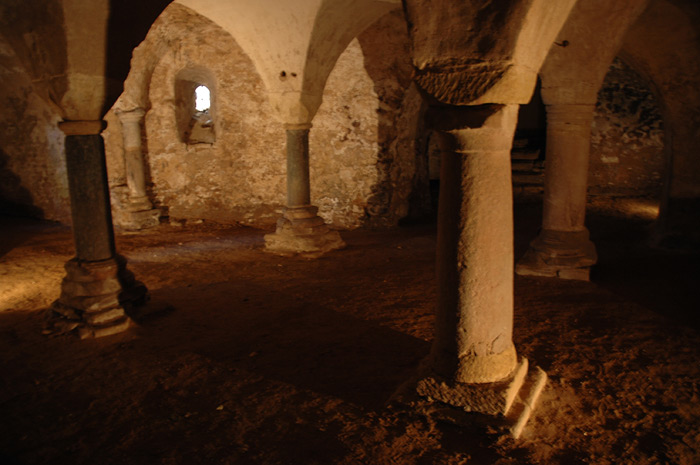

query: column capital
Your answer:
[115,108,146,124]
[59,120,106,136]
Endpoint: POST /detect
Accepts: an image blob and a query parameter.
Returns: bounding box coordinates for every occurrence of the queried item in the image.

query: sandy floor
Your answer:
[0,197,698,464]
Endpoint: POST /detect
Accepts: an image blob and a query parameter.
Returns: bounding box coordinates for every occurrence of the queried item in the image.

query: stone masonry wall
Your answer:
[0,35,69,222]
[104,5,419,230]
[589,57,665,196]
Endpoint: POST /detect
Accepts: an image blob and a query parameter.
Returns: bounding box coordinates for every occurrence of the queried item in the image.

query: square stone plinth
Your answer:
[264,228,344,258]
[122,208,160,230]
[417,358,529,416]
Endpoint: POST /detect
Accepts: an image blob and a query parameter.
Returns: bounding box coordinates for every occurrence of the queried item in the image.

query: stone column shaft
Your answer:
[286,127,311,207]
[431,104,519,384]
[264,123,344,257]
[542,104,595,231]
[63,124,116,261]
[115,109,159,229]
[46,120,148,339]
[415,104,529,417]
[516,104,597,280]
[119,109,149,203]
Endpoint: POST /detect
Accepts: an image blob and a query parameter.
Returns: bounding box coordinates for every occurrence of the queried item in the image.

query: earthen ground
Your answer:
[1,197,698,464]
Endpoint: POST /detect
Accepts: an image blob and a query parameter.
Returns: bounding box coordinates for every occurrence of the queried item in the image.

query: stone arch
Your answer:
[589,57,665,198]
[618,0,700,244]
[106,3,414,231]
[115,3,222,114]
[175,0,401,124]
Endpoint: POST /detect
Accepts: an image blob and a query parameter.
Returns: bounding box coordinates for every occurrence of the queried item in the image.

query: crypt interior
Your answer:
[1,0,699,463]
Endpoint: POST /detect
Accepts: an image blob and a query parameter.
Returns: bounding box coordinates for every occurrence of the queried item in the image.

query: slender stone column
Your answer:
[115,109,160,230]
[264,123,344,257]
[416,105,528,416]
[46,120,148,339]
[516,104,597,280]
[286,126,312,207]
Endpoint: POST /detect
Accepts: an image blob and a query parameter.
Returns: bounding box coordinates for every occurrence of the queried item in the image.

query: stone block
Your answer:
[416,358,529,416]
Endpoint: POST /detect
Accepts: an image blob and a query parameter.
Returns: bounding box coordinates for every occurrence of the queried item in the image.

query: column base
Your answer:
[264,206,345,258]
[392,359,548,438]
[417,358,529,416]
[121,196,160,230]
[44,255,148,339]
[120,207,160,231]
[516,229,597,281]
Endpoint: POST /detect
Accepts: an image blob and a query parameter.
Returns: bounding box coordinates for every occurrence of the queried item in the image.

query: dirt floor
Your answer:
[0,197,698,465]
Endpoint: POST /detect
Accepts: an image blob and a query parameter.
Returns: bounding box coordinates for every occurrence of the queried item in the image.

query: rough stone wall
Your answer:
[589,58,665,196]
[104,4,419,229]
[621,0,700,201]
[0,36,69,222]
[139,5,285,227]
[357,10,425,226]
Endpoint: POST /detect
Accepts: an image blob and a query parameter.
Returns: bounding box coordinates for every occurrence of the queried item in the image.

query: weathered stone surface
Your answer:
[590,58,664,196]
[116,208,161,231]
[509,366,548,439]
[403,0,577,104]
[63,134,116,262]
[540,0,650,106]
[46,256,148,339]
[417,359,528,416]
[175,0,400,125]
[516,229,597,281]
[0,34,70,222]
[0,0,68,111]
[430,104,519,384]
[104,5,421,230]
[264,206,345,257]
[621,0,700,243]
[516,103,598,280]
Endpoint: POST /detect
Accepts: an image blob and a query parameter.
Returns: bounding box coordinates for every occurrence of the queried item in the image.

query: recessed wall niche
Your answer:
[175,67,216,144]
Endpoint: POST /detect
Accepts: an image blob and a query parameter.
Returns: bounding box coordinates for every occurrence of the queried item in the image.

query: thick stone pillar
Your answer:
[115,109,160,230]
[516,104,597,280]
[46,120,148,339]
[264,123,344,257]
[416,105,528,416]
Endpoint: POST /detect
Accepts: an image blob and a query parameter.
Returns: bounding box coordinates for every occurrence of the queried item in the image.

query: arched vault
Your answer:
[540,0,650,106]
[174,0,401,125]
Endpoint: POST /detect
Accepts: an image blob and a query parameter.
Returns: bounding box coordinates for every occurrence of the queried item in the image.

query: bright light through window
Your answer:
[195,85,210,111]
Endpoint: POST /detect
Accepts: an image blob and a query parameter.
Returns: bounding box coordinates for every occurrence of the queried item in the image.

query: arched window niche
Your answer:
[174,67,217,144]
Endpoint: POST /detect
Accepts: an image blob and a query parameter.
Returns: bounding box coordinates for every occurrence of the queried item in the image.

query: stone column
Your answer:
[516,104,597,280]
[115,109,160,230]
[264,123,344,257]
[46,120,148,339]
[416,105,528,416]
